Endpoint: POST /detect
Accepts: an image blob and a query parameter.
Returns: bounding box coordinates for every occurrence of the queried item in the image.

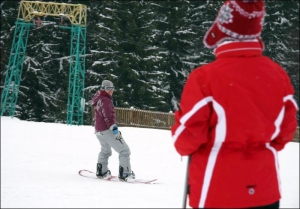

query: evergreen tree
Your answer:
[263,0,299,119]
[86,1,169,112]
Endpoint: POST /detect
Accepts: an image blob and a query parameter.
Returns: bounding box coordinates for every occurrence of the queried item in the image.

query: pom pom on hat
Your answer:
[203,0,265,49]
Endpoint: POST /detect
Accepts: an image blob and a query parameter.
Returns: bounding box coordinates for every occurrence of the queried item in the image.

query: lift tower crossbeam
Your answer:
[18,1,87,26]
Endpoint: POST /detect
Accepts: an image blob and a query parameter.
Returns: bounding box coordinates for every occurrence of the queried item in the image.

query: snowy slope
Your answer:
[1,116,299,208]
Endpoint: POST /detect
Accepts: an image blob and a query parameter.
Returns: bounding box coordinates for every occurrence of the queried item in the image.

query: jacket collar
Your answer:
[100,90,112,99]
[214,41,263,58]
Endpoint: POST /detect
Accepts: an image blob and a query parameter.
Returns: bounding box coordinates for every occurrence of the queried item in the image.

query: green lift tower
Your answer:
[1,1,87,125]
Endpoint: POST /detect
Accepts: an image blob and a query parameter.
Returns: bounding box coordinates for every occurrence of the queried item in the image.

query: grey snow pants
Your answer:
[95,129,131,174]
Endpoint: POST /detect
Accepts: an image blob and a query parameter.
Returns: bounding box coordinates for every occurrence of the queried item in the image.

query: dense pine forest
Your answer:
[0,1,299,125]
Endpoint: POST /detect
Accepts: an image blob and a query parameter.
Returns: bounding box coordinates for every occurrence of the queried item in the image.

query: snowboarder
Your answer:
[91,80,135,182]
[171,0,298,208]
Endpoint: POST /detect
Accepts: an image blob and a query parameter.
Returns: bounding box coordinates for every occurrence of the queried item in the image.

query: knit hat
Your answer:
[203,0,265,49]
[101,80,114,90]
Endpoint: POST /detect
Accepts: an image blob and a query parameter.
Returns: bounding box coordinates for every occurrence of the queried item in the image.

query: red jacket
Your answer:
[171,41,298,208]
[91,91,116,132]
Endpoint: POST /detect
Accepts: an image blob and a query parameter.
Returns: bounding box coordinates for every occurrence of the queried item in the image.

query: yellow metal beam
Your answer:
[18,1,87,26]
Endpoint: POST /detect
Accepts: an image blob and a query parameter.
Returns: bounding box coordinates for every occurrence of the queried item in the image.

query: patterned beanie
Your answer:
[203,0,265,49]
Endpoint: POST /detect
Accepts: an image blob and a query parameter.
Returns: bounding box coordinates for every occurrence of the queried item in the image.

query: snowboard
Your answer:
[78,169,157,184]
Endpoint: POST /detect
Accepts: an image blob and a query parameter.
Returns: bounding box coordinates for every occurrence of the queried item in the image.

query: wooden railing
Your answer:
[294,126,299,142]
[115,107,299,142]
[115,107,174,130]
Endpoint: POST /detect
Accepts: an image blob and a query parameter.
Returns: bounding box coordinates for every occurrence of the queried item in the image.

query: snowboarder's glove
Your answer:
[110,124,122,140]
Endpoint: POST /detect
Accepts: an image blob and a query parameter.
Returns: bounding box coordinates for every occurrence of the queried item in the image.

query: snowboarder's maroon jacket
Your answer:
[171,41,298,208]
[92,91,116,132]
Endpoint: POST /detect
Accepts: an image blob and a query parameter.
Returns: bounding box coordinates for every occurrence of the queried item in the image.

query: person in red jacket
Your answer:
[171,0,298,208]
[91,80,135,182]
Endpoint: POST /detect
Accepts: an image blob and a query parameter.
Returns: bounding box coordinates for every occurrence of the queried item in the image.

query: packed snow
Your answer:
[1,116,299,208]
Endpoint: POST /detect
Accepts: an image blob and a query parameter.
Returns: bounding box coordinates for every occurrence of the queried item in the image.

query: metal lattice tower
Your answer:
[1,20,31,117]
[66,25,86,125]
[1,1,87,125]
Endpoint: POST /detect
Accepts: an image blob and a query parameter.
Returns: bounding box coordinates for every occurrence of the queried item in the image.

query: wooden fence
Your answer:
[115,107,299,142]
[115,107,174,130]
[294,126,299,142]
